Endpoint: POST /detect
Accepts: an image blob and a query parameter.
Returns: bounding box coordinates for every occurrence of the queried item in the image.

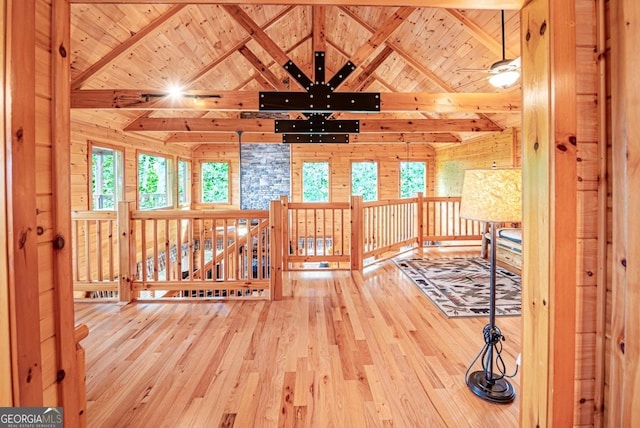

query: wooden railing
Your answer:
[420,196,483,242]
[127,206,273,301]
[71,210,119,299]
[71,195,482,301]
[282,197,351,269]
[362,197,419,264]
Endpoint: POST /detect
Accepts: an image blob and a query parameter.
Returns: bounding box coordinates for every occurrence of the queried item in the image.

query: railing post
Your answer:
[269,199,283,300]
[117,201,134,303]
[350,195,363,271]
[280,195,289,270]
[417,192,424,248]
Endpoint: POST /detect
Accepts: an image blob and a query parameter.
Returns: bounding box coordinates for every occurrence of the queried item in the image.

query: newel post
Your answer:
[350,195,363,271]
[417,192,424,248]
[269,199,283,300]
[280,195,289,270]
[117,201,135,303]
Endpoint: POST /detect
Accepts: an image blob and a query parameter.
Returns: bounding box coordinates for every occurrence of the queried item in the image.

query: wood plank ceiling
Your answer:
[69,2,522,145]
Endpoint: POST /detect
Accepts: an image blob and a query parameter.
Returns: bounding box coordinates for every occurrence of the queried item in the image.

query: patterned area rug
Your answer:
[394,257,521,318]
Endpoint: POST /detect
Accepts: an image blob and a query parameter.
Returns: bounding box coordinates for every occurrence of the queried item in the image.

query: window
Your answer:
[91,145,123,210]
[302,161,329,202]
[400,161,426,198]
[201,161,230,204]
[178,159,191,206]
[138,153,172,210]
[351,161,378,201]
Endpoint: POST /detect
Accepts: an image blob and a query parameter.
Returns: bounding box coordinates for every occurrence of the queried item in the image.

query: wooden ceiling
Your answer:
[69,1,522,145]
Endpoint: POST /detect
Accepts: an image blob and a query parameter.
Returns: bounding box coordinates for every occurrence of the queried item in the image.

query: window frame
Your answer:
[301,160,331,202]
[399,160,427,198]
[177,158,191,207]
[88,141,124,211]
[199,159,231,205]
[136,150,174,211]
[350,160,379,202]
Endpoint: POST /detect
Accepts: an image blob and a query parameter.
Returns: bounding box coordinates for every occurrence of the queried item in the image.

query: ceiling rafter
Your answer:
[343,45,395,91]
[71,4,188,90]
[165,132,460,143]
[443,9,518,60]
[238,45,289,90]
[222,5,296,80]
[71,90,520,113]
[124,117,501,133]
[123,6,296,127]
[368,73,462,142]
[336,7,506,130]
[312,6,326,53]
[68,0,526,11]
[348,6,415,67]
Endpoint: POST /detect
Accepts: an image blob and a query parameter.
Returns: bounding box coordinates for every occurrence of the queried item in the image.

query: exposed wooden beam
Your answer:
[312,6,326,53]
[165,131,460,143]
[223,5,293,72]
[71,5,186,90]
[443,9,518,60]
[71,90,521,113]
[69,0,526,11]
[349,7,415,67]
[343,46,395,91]
[125,117,500,132]
[238,45,289,90]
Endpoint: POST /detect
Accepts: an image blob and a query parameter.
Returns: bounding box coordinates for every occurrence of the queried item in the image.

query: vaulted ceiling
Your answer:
[69,1,522,146]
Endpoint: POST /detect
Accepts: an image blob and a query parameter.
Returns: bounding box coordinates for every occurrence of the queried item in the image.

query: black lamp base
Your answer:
[466,371,516,404]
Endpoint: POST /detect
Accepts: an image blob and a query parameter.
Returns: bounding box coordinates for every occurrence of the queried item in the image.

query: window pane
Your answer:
[400,161,426,198]
[302,162,329,202]
[92,146,123,210]
[351,161,378,201]
[201,162,229,203]
[138,153,170,210]
[178,160,190,205]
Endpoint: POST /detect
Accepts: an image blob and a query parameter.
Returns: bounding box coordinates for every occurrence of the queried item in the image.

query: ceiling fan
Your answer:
[457,10,521,88]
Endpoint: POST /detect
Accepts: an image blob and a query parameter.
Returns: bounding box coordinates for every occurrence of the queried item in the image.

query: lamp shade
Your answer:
[459,168,522,223]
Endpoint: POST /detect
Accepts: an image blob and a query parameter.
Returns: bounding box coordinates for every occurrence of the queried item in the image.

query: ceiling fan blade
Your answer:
[456,67,492,73]
[509,57,521,69]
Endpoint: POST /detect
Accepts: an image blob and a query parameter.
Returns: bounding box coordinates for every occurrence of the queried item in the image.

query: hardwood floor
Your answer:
[75,246,521,427]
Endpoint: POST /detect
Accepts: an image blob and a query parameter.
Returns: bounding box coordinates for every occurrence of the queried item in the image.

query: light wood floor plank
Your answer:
[76,247,521,427]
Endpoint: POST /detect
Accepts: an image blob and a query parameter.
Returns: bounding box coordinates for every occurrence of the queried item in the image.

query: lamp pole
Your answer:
[465,221,516,403]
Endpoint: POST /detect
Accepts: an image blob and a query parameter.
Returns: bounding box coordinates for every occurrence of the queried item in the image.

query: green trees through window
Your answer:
[400,161,426,198]
[91,145,123,210]
[178,160,190,205]
[201,161,230,203]
[138,153,171,210]
[352,161,378,201]
[302,162,329,202]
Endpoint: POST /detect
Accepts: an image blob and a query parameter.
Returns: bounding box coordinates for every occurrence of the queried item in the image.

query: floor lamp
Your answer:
[459,167,522,404]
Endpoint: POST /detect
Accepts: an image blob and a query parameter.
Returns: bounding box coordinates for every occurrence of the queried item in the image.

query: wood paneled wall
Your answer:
[291,143,436,202]
[607,0,640,425]
[434,128,518,196]
[574,0,601,425]
[2,0,83,422]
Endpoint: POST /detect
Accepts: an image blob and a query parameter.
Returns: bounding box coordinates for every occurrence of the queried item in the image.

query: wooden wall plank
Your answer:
[6,0,44,405]
[608,0,640,425]
[0,0,13,405]
[52,0,82,423]
[520,0,578,426]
